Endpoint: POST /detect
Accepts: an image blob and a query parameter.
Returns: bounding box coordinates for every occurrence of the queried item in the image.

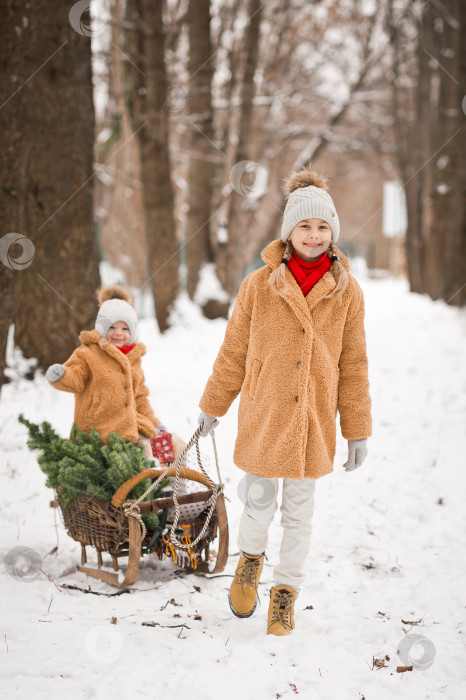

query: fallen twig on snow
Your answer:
[60,583,131,596]
[401,618,422,625]
[142,621,191,630]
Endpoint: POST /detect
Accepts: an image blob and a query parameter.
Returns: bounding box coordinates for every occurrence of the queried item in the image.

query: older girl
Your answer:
[198,168,372,636]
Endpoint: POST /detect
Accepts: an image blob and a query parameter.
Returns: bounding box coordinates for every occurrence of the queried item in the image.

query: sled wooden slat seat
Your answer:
[137,489,214,514]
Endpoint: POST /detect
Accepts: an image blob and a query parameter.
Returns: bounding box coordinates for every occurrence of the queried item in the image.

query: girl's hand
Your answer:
[198,411,219,437]
[343,439,368,471]
[45,364,66,382]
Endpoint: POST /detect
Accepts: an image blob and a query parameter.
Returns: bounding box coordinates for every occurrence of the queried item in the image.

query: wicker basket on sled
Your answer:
[52,434,229,587]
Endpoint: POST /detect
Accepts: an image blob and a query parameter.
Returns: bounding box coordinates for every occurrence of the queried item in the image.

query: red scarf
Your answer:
[117,344,134,354]
[287,251,331,296]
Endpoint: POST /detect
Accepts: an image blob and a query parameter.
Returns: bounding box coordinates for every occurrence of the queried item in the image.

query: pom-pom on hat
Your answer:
[95,285,138,343]
[280,168,340,243]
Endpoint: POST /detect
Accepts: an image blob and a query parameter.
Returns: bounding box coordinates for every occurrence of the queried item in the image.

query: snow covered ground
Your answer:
[1,273,465,700]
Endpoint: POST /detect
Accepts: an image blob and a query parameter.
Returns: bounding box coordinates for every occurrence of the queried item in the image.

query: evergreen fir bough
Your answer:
[18,415,166,533]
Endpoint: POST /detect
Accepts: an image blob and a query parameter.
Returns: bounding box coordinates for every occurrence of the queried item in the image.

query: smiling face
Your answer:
[106,320,131,346]
[289,218,332,261]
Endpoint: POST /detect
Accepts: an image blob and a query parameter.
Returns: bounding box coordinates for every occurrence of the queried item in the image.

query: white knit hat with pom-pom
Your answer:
[280,168,340,243]
[95,285,138,342]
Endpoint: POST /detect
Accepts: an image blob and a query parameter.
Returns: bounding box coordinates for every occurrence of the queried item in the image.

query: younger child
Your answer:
[46,285,160,457]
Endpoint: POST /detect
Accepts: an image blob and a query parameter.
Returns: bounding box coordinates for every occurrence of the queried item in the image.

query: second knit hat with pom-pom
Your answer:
[280,168,340,243]
[94,285,138,342]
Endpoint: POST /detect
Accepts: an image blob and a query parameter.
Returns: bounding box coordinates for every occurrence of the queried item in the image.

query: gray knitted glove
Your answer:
[46,363,66,382]
[343,439,368,471]
[198,411,219,437]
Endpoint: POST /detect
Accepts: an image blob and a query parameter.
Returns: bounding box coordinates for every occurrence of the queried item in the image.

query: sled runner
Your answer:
[52,428,228,587]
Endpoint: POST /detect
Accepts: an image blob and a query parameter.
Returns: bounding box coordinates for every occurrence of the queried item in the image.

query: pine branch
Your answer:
[19,416,168,533]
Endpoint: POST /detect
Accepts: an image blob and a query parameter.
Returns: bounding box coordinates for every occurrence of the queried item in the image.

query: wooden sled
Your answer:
[55,464,229,588]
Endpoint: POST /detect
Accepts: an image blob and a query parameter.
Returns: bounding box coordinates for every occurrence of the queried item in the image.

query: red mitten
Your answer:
[150,431,175,463]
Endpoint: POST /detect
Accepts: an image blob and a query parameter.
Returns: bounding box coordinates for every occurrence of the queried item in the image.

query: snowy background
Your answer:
[1,269,466,699]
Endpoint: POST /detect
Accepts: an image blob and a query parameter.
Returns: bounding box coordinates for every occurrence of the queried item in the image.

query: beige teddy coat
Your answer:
[199,239,372,480]
[49,330,160,444]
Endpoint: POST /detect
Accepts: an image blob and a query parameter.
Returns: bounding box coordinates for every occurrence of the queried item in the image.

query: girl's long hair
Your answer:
[268,239,349,302]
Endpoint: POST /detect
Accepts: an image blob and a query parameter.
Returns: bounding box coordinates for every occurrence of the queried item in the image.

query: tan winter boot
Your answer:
[267,585,295,636]
[229,552,265,618]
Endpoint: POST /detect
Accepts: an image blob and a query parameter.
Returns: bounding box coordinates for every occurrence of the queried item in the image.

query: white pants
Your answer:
[237,475,316,591]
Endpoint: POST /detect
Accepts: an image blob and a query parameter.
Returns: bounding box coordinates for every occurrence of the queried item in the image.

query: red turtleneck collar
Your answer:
[287,251,331,296]
[116,344,135,354]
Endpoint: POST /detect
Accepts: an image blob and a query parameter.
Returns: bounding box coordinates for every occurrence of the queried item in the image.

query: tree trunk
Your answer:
[126,0,179,331]
[389,0,465,305]
[1,0,100,378]
[421,0,465,304]
[185,0,215,299]
[453,0,466,306]
[0,1,26,386]
[215,0,263,295]
[387,0,423,293]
